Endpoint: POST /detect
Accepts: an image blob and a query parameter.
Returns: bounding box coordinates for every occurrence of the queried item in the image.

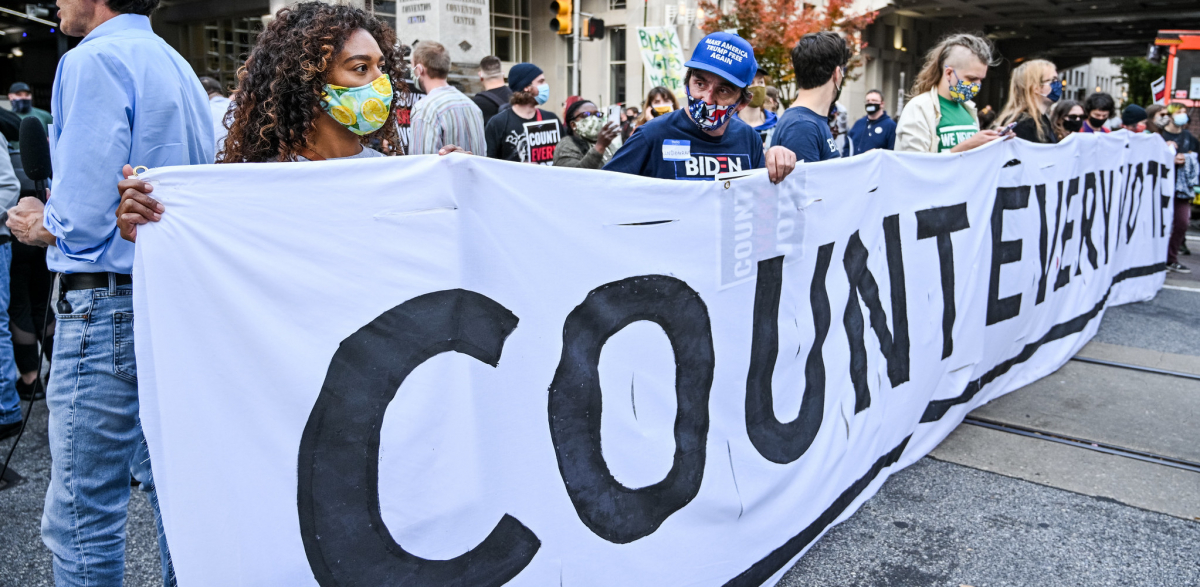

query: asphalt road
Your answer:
[1,263,1198,587]
[780,458,1200,587]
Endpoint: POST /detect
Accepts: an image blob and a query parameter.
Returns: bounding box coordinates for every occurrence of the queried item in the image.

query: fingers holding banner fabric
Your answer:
[297,289,540,587]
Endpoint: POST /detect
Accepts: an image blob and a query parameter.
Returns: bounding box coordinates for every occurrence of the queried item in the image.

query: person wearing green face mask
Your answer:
[212,2,413,162]
[733,72,777,144]
[114,2,467,242]
[553,100,622,168]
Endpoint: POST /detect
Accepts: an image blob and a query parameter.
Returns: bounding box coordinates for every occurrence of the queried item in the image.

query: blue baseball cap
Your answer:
[684,32,758,88]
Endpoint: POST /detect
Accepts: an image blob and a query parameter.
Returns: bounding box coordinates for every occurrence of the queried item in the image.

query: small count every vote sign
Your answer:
[524,119,560,165]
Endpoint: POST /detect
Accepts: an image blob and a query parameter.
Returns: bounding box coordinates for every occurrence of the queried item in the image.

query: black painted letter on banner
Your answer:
[1055,178,1079,291]
[843,216,910,413]
[915,203,969,359]
[549,275,714,544]
[1098,170,1115,263]
[297,290,539,587]
[1156,162,1171,237]
[987,186,1030,325]
[1034,183,1062,304]
[745,245,834,465]
[1076,173,1099,275]
[1125,162,1143,244]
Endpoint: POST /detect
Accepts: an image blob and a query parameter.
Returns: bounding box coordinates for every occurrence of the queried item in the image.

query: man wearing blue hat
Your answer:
[484,62,562,164]
[604,32,796,182]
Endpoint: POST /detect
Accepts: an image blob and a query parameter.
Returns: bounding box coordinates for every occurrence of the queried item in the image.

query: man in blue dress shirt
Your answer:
[847,89,897,155]
[5,0,213,584]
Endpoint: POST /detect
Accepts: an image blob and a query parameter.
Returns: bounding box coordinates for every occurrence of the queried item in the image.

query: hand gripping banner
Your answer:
[133,133,1172,586]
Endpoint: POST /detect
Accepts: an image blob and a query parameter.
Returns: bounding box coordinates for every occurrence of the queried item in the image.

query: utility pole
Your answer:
[573,5,582,96]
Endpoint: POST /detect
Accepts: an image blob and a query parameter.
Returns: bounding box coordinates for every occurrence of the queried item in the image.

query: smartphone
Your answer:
[997,121,1018,137]
[606,104,623,124]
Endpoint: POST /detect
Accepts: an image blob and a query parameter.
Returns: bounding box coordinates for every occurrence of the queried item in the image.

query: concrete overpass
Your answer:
[891,0,1200,67]
[848,0,1200,123]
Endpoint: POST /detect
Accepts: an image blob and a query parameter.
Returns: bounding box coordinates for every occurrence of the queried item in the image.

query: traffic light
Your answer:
[549,0,572,35]
[584,17,605,40]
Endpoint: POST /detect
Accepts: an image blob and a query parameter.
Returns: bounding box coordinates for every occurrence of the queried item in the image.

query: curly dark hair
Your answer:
[220,2,411,162]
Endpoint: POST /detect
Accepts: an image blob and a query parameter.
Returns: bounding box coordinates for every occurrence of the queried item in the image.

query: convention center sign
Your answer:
[132,133,1172,586]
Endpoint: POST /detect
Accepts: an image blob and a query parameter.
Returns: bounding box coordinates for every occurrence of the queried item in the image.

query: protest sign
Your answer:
[524,119,560,165]
[1152,75,1167,105]
[134,132,1171,586]
[637,26,686,97]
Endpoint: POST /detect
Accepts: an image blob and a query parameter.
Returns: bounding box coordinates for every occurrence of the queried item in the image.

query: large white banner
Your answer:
[134,132,1172,586]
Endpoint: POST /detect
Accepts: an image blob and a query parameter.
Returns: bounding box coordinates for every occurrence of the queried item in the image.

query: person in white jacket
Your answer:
[896,33,1002,154]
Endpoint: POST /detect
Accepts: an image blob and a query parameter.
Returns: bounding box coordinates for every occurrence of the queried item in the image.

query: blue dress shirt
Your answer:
[44,14,214,274]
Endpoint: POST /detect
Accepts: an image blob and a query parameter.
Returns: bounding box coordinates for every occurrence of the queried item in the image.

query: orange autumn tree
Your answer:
[698,0,876,94]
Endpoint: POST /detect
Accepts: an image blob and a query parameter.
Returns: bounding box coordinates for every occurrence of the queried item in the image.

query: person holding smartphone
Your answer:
[553,99,622,169]
[895,33,1001,153]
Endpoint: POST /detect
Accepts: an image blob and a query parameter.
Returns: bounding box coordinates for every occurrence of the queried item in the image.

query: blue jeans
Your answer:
[0,242,22,426]
[40,281,176,586]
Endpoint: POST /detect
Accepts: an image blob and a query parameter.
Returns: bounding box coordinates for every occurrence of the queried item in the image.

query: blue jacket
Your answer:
[847,112,896,155]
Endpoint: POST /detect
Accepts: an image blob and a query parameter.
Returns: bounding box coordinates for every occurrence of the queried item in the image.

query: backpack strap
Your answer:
[480,89,505,108]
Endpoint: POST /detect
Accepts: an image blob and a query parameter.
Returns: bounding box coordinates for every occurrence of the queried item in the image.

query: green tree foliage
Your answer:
[697,0,875,91]
[1112,56,1166,107]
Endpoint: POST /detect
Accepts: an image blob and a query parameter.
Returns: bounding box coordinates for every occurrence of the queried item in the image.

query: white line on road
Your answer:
[1163,284,1200,293]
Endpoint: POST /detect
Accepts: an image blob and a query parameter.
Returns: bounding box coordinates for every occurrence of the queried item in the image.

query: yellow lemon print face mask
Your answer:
[320,74,394,136]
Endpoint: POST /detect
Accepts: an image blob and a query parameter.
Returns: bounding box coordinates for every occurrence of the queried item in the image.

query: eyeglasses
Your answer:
[573,111,603,121]
[1064,114,1083,121]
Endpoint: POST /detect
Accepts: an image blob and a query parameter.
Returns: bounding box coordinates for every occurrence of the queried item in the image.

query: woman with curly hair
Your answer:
[115,1,464,240]
[222,1,408,161]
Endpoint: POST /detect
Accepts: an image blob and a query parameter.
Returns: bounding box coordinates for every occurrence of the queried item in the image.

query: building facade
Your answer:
[149,0,1136,125]
[1059,58,1127,105]
[152,0,709,116]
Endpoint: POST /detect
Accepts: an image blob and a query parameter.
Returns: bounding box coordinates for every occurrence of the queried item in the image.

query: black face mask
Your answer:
[1087,116,1106,129]
[1063,119,1083,132]
[864,103,881,114]
[828,67,845,120]
[11,99,30,114]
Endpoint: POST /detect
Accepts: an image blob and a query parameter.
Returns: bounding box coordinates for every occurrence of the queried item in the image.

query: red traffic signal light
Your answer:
[549,0,572,35]
[584,17,605,39]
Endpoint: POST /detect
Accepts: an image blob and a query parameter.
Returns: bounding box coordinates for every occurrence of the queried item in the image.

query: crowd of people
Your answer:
[0,0,1195,585]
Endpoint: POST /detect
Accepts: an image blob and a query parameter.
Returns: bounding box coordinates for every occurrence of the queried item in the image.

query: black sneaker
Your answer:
[1167,262,1192,274]
[0,420,22,441]
[16,378,44,401]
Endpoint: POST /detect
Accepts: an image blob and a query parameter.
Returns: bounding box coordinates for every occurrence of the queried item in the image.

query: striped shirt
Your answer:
[409,85,487,155]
